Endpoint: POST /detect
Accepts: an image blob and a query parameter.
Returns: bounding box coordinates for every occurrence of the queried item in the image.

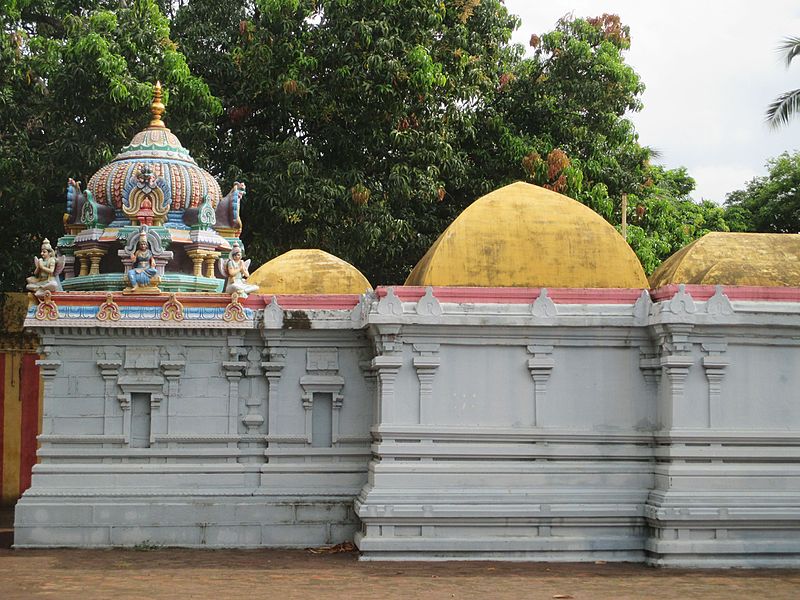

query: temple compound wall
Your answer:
[14,284,800,567]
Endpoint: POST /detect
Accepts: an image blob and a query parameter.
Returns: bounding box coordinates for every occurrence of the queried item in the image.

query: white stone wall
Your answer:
[15,286,800,566]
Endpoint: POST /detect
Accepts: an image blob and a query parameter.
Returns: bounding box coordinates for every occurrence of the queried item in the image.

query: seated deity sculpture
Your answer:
[26,238,64,298]
[220,242,258,298]
[123,227,161,292]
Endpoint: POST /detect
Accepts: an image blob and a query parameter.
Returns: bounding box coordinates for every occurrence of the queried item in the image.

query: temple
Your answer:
[60,82,246,293]
[13,86,800,567]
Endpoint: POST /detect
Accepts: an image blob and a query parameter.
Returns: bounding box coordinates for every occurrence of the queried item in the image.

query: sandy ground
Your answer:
[0,547,799,600]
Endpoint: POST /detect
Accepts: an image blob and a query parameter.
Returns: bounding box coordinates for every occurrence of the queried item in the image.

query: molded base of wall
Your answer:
[13,494,358,548]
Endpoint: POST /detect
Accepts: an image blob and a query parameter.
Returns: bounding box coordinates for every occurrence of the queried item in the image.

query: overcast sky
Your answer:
[503,0,800,203]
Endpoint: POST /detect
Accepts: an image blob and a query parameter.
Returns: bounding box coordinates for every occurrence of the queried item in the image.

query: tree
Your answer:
[2,3,727,289]
[0,0,220,291]
[724,151,800,233]
[624,166,730,274]
[492,13,650,218]
[766,36,800,128]
[174,5,686,283]
[174,0,523,284]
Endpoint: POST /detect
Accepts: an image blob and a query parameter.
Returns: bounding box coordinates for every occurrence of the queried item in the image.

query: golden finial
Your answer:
[149,80,166,128]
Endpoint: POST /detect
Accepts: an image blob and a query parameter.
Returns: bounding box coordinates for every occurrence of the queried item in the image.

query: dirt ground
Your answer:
[1,547,799,600]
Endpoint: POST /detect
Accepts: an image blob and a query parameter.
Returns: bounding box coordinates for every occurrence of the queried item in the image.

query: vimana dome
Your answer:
[405,182,649,289]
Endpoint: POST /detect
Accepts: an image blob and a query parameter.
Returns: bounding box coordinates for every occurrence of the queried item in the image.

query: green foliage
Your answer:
[625,167,730,274]
[724,151,800,233]
[0,0,219,291]
[174,0,524,283]
[765,36,800,129]
[175,4,680,283]
[1,3,741,289]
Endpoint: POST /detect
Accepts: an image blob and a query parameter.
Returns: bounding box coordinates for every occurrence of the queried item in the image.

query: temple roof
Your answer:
[249,249,372,295]
[649,232,800,287]
[86,82,221,211]
[405,182,648,288]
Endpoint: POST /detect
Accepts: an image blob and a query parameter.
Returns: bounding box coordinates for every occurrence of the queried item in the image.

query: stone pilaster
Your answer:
[526,344,554,426]
[372,355,403,424]
[97,359,122,435]
[412,343,440,424]
[702,341,728,428]
[261,347,286,436]
[73,249,91,277]
[222,361,247,435]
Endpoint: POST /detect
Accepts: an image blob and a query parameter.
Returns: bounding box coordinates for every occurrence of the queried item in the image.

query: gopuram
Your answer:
[14,86,800,567]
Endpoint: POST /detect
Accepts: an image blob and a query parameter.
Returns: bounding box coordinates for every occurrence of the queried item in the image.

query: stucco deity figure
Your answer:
[222,243,258,298]
[126,230,159,291]
[26,238,64,298]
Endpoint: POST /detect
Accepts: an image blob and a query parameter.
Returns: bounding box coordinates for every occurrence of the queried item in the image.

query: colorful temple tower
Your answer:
[58,82,245,293]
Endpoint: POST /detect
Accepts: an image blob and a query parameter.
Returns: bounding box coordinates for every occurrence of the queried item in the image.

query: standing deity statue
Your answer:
[26,238,64,298]
[220,242,259,298]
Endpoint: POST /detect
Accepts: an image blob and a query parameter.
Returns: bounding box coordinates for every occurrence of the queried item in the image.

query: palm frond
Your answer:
[766,88,800,128]
[644,145,663,160]
[778,36,800,67]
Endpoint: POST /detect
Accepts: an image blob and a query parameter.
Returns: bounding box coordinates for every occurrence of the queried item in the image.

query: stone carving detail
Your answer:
[80,190,100,229]
[706,285,734,316]
[350,291,374,325]
[263,296,284,328]
[96,293,121,321]
[161,293,185,321]
[123,165,170,227]
[701,340,729,428]
[160,355,186,402]
[307,348,339,371]
[96,358,122,433]
[666,284,697,316]
[198,194,217,229]
[633,289,653,324]
[416,287,442,317]
[120,226,172,293]
[413,343,440,424]
[223,360,248,434]
[371,324,402,355]
[300,348,345,444]
[220,242,258,298]
[223,292,247,322]
[527,344,555,426]
[36,359,62,412]
[124,346,159,370]
[27,238,64,298]
[34,290,59,321]
[661,354,694,406]
[531,288,557,319]
[639,350,662,390]
[260,347,287,434]
[372,354,403,423]
[657,323,695,412]
[377,286,403,316]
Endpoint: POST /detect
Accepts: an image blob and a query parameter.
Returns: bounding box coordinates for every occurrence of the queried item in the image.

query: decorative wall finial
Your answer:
[149,80,166,128]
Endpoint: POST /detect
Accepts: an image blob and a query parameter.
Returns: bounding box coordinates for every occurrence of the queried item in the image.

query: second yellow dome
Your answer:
[405,182,647,288]
[249,249,372,295]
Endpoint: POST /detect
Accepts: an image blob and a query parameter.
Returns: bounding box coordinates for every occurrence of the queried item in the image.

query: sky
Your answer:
[503,0,800,203]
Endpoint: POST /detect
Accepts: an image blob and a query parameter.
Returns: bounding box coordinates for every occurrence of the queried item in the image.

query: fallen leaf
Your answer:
[306,541,356,554]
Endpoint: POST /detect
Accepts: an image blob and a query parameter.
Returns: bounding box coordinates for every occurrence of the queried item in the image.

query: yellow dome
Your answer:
[405,182,647,288]
[249,249,372,294]
[649,232,800,287]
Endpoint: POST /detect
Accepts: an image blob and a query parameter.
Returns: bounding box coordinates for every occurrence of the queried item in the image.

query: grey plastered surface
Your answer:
[15,289,800,567]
